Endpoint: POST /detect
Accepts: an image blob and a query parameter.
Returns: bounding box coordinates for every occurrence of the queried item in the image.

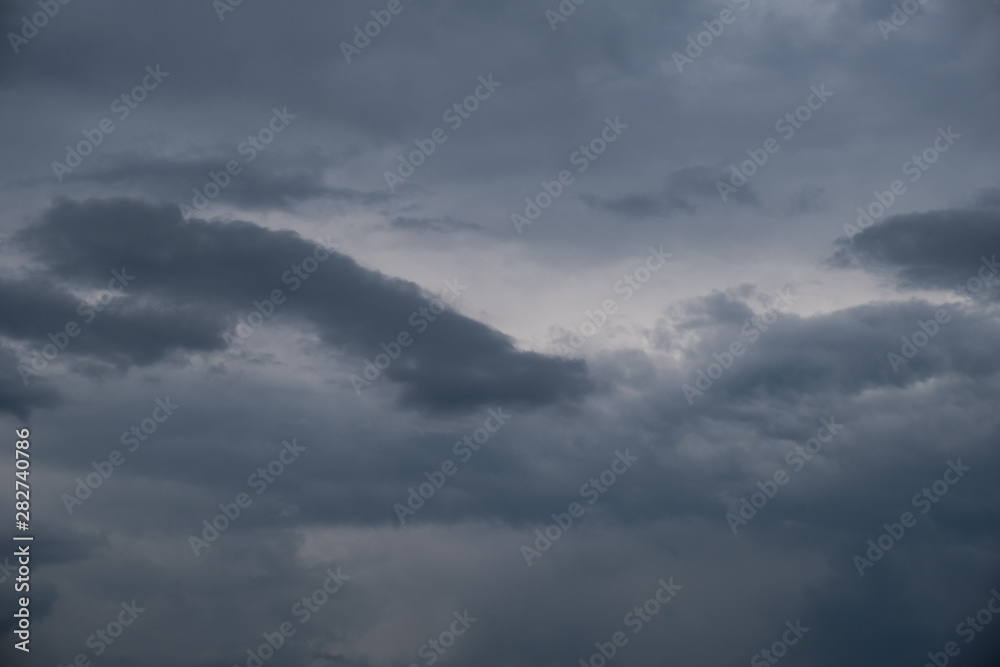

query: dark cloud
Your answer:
[13,197,592,412]
[388,215,484,234]
[581,166,758,219]
[581,191,666,219]
[0,275,227,368]
[0,343,59,418]
[58,150,391,212]
[785,183,828,215]
[2,1,999,666]
[829,207,1000,298]
[661,291,1000,407]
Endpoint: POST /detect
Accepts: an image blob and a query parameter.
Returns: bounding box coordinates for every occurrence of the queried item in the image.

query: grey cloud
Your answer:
[785,183,828,215]
[0,343,59,418]
[582,166,759,219]
[581,192,666,219]
[829,206,1000,298]
[2,1,999,665]
[14,197,592,412]
[664,296,1000,406]
[388,215,484,234]
[973,186,1000,208]
[0,275,227,367]
[56,150,390,212]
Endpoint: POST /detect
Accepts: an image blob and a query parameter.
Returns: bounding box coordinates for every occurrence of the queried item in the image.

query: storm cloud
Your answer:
[0,0,998,666]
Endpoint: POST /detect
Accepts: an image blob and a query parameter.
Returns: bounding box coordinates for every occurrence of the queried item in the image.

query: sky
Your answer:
[1,0,999,666]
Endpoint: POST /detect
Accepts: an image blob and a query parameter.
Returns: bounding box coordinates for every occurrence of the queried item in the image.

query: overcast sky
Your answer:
[1,1,999,666]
